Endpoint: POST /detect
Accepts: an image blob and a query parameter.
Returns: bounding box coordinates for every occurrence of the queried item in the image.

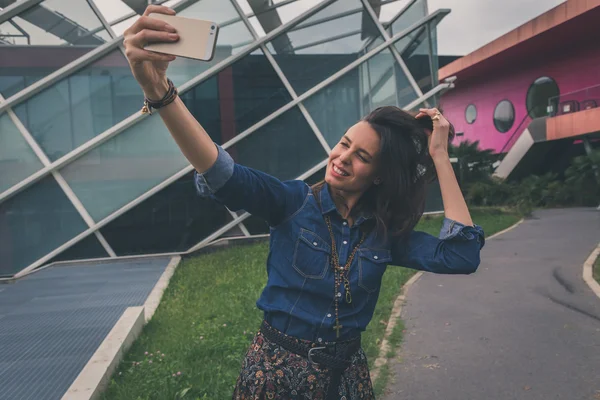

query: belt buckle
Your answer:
[307,346,326,366]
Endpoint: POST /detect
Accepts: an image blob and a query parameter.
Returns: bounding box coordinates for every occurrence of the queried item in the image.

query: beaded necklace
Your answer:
[324,215,366,338]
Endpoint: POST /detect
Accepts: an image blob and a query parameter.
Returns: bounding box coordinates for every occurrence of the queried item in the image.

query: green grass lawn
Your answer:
[102,208,520,400]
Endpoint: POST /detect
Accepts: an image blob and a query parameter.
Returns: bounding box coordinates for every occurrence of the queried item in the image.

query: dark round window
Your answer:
[526,76,559,118]
[493,100,515,133]
[465,104,477,124]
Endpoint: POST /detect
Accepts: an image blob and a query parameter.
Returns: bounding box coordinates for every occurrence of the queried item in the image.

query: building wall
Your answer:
[439,42,600,152]
[0,0,446,277]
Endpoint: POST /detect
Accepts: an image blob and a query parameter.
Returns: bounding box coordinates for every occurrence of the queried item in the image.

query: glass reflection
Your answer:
[100,171,233,255]
[0,175,87,276]
[46,233,109,264]
[59,50,292,221]
[230,106,327,181]
[266,0,383,94]
[0,113,44,193]
[0,0,110,97]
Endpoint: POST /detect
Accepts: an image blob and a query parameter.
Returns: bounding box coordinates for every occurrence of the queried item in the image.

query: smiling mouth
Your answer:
[332,164,350,177]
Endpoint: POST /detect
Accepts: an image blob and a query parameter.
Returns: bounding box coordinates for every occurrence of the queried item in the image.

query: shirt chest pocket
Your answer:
[292,229,331,279]
[357,248,392,293]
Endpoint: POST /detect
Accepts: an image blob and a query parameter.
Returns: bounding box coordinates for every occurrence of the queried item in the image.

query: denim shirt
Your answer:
[194,144,485,342]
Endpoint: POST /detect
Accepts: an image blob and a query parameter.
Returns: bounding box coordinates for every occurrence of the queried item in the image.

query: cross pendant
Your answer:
[333,321,343,338]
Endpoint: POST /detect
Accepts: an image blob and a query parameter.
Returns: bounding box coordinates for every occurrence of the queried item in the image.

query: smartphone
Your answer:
[145,13,219,61]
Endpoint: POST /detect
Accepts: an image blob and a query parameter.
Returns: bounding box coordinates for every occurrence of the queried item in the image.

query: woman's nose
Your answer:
[339,150,351,164]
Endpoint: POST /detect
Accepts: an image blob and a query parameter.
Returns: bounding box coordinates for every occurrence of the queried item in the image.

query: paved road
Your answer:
[384,208,600,400]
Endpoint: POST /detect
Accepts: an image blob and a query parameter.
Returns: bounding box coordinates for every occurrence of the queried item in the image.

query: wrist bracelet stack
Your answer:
[141,78,178,115]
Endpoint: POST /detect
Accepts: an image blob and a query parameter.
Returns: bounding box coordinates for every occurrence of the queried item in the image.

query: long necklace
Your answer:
[324,215,366,338]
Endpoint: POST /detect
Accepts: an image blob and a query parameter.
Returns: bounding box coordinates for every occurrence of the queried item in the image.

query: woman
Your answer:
[123,5,485,399]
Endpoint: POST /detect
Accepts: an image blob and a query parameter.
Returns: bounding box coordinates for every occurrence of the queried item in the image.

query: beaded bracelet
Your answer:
[141,78,178,115]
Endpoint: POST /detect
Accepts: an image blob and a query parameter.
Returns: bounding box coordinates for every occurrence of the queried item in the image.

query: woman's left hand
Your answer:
[416,108,450,160]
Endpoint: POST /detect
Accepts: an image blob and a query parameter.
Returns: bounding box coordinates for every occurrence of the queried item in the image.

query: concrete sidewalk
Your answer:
[383,208,600,400]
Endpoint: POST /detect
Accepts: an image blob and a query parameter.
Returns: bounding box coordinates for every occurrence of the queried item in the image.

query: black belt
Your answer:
[260,320,361,399]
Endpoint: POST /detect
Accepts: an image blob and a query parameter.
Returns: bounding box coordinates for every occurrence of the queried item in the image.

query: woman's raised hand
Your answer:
[123,5,180,99]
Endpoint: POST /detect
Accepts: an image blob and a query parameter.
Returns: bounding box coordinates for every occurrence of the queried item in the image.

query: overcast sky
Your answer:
[428,0,566,55]
[237,0,567,56]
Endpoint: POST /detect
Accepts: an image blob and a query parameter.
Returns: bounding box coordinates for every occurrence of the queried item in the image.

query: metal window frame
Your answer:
[0,94,117,258]
[361,0,425,104]
[0,0,339,204]
[12,157,329,279]
[7,5,449,278]
[1,7,446,211]
[86,0,118,40]
[227,0,331,236]
[6,0,339,277]
[0,0,43,25]
[0,0,196,112]
[403,80,454,111]
[230,0,332,154]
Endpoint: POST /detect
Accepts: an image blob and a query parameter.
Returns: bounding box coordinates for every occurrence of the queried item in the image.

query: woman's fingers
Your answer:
[128,29,179,48]
[125,47,176,63]
[419,108,441,118]
[125,15,176,37]
[142,4,176,17]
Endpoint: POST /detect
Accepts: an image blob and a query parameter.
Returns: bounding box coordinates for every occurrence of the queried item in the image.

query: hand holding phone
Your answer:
[145,13,219,61]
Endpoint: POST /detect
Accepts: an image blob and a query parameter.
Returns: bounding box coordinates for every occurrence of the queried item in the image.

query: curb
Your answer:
[582,243,600,299]
[370,217,525,384]
[370,271,423,382]
[144,256,181,322]
[61,255,181,400]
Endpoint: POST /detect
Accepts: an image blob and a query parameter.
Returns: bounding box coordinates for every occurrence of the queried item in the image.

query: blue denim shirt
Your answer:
[195,144,485,342]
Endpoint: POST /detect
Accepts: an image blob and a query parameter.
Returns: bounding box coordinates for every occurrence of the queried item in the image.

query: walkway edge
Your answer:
[62,255,182,400]
[582,242,600,299]
[144,255,181,322]
[370,217,525,383]
[371,271,423,382]
[61,307,145,400]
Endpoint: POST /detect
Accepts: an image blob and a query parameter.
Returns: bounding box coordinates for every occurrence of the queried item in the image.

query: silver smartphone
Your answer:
[145,13,219,61]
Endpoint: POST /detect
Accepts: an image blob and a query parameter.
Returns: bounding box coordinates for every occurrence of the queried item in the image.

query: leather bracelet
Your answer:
[142,78,178,115]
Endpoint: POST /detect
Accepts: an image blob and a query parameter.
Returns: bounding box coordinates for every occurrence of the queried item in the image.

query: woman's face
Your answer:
[325,121,381,194]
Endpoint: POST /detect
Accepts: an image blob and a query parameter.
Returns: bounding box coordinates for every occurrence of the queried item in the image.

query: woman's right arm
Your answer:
[123,5,308,227]
[123,5,217,173]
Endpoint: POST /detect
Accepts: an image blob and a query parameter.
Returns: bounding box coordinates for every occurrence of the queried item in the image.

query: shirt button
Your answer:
[374,256,378,260]
[313,242,318,246]
[327,313,332,318]
[337,292,342,297]
[343,221,347,226]
[318,338,323,343]
[343,240,348,245]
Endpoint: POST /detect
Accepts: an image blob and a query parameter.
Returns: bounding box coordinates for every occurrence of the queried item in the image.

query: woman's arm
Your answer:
[433,154,474,226]
[150,94,218,174]
[123,5,306,226]
[390,108,483,274]
[417,107,473,226]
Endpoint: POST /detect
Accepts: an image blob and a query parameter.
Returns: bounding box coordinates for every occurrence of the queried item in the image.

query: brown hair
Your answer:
[313,106,454,242]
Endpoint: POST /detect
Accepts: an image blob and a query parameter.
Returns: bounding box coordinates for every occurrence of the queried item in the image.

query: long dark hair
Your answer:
[313,106,454,241]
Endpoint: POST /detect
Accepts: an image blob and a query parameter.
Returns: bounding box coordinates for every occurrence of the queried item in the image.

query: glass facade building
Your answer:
[0,0,450,278]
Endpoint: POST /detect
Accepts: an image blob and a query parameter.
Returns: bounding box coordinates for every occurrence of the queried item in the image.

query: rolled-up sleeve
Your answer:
[193,143,309,227]
[194,143,235,197]
[391,218,485,274]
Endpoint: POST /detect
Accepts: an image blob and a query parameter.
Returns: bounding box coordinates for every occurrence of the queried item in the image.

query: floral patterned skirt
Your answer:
[232,325,375,400]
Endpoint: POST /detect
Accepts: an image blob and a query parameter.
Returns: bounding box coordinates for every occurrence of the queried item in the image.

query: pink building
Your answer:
[438,0,600,164]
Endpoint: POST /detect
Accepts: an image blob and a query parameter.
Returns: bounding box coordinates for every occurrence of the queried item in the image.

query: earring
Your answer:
[374,178,381,185]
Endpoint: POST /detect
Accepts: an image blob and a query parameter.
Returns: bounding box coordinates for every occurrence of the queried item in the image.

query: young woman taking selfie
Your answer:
[123,6,485,400]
